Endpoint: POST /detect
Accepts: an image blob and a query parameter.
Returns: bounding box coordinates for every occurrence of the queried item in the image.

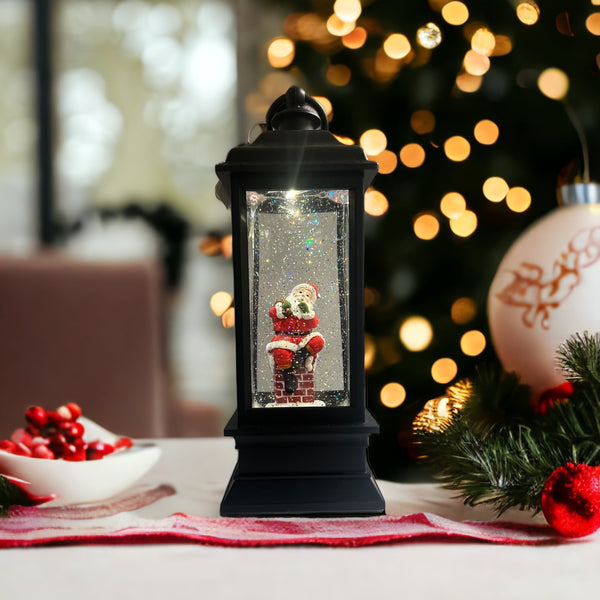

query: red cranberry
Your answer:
[0,440,18,453]
[46,411,66,426]
[115,437,133,451]
[32,445,55,459]
[11,428,33,447]
[25,406,48,428]
[65,402,82,419]
[86,440,115,460]
[13,443,32,457]
[26,424,42,437]
[60,421,85,440]
[56,405,73,421]
[48,433,67,457]
[62,444,86,461]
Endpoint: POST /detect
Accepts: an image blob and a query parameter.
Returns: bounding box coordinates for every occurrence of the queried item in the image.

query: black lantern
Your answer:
[215,87,385,517]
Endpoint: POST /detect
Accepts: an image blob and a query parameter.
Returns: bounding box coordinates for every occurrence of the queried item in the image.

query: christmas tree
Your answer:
[236,0,600,478]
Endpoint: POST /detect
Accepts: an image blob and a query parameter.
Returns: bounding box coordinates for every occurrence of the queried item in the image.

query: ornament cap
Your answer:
[557,182,600,206]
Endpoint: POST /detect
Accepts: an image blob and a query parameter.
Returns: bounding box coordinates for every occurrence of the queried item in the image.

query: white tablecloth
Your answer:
[2,438,597,600]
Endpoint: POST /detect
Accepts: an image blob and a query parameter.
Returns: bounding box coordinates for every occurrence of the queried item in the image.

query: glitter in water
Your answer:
[417,22,442,49]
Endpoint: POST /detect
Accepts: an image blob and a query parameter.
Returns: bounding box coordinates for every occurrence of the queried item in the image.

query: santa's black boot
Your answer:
[282,369,298,394]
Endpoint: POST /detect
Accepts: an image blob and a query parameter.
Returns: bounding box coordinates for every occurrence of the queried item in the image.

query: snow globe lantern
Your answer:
[215,86,385,517]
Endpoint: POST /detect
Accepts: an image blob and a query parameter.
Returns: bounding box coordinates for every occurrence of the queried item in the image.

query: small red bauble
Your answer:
[542,463,600,538]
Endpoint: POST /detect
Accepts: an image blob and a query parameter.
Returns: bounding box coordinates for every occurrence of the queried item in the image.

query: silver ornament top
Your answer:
[558,182,600,206]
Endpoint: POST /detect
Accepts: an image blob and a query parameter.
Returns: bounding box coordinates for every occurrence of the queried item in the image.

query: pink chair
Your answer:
[0,254,220,439]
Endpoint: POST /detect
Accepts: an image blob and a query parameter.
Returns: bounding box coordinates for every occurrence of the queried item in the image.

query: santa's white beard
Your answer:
[286,295,315,318]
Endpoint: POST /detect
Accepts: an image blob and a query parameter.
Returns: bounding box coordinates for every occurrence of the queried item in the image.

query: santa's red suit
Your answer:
[266,297,325,373]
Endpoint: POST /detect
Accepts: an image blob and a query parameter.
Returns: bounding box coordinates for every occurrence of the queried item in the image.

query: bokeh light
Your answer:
[267,37,295,68]
[314,96,333,121]
[449,210,477,237]
[399,316,434,351]
[456,72,483,93]
[372,149,398,174]
[365,333,376,369]
[442,2,469,26]
[440,192,466,219]
[209,291,233,317]
[380,382,407,408]
[506,186,532,212]
[399,142,426,167]
[516,2,540,25]
[586,13,600,35]
[416,22,442,49]
[460,330,487,356]
[471,28,496,55]
[221,306,235,328]
[365,188,389,216]
[383,33,412,59]
[326,14,355,36]
[444,136,471,161]
[410,110,436,134]
[342,26,367,49]
[413,212,440,240]
[451,297,477,324]
[334,0,362,22]
[538,67,569,100]
[221,235,233,258]
[464,50,491,76]
[360,128,387,155]
[326,64,352,86]
[483,176,509,202]
[473,119,499,145]
[492,35,513,56]
[431,358,458,384]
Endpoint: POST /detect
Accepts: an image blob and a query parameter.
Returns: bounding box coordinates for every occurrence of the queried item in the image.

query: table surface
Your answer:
[2,437,598,600]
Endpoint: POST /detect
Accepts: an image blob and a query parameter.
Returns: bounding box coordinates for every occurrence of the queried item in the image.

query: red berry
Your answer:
[55,405,73,421]
[26,424,42,437]
[48,433,67,457]
[542,463,600,537]
[60,421,85,440]
[32,445,55,459]
[115,437,133,451]
[25,406,48,428]
[13,443,32,457]
[86,440,115,461]
[62,444,86,461]
[46,411,66,426]
[11,428,33,447]
[66,402,82,420]
[0,440,18,453]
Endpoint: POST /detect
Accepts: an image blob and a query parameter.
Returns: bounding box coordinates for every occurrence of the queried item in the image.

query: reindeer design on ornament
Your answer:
[496,225,600,329]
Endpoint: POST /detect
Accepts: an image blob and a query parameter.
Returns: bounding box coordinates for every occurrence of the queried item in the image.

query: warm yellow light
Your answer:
[399,316,434,352]
[431,358,458,384]
[334,134,355,145]
[506,186,532,212]
[482,176,509,202]
[221,235,233,259]
[383,33,412,59]
[492,35,513,56]
[538,67,569,100]
[442,1,469,25]
[451,297,477,324]
[326,64,352,86]
[371,149,398,174]
[410,110,436,134]
[413,213,440,240]
[471,28,496,55]
[364,188,389,216]
[267,37,295,68]
[416,22,442,49]
[210,291,233,317]
[365,333,376,370]
[516,2,540,25]
[221,306,235,328]
[456,72,483,93]
[449,210,477,237]
[334,0,362,23]
[444,136,471,161]
[313,96,333,121]
[464,50,491,76]
[440,192,466,219]
[474,119,499,145]
[380,382,407,408]
[460,330,487,356]
[399,143,426,168]
[342,26,367,49]
[364,287,381,308]
[586,13,600,35]
[360,129,387,155]
[326,14,356,36]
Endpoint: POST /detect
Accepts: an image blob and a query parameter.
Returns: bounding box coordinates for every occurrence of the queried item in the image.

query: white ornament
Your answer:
[487,183,600,398]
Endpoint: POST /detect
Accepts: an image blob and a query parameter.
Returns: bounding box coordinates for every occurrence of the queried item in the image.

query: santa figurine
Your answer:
[266,283,325,394]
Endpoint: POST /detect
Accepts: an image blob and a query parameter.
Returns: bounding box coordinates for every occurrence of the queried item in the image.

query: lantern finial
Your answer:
[266,86,328,132]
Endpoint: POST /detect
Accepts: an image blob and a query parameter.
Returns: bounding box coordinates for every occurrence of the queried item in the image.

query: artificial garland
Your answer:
[415,331,600,537]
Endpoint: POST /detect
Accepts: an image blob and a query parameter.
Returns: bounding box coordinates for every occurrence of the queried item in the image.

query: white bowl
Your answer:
[0,418,161,505]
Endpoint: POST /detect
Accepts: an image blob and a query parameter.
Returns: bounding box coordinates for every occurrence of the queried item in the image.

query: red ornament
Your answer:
[541,462,600,537]
[532,381,575,415]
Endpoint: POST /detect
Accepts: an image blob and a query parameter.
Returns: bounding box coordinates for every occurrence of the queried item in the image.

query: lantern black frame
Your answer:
[216,87,385,516]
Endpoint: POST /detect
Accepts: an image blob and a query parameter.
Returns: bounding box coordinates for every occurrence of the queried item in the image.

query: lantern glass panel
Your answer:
[247,188,350,408]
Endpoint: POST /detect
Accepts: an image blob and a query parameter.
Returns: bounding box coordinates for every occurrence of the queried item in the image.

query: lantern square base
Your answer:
[220,412,385,517]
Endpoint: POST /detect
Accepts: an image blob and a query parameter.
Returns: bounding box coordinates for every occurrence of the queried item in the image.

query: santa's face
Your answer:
[292,288,313,303]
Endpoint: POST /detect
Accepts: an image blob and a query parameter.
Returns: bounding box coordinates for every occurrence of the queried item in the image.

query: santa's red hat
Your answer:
[292,282,320,302]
